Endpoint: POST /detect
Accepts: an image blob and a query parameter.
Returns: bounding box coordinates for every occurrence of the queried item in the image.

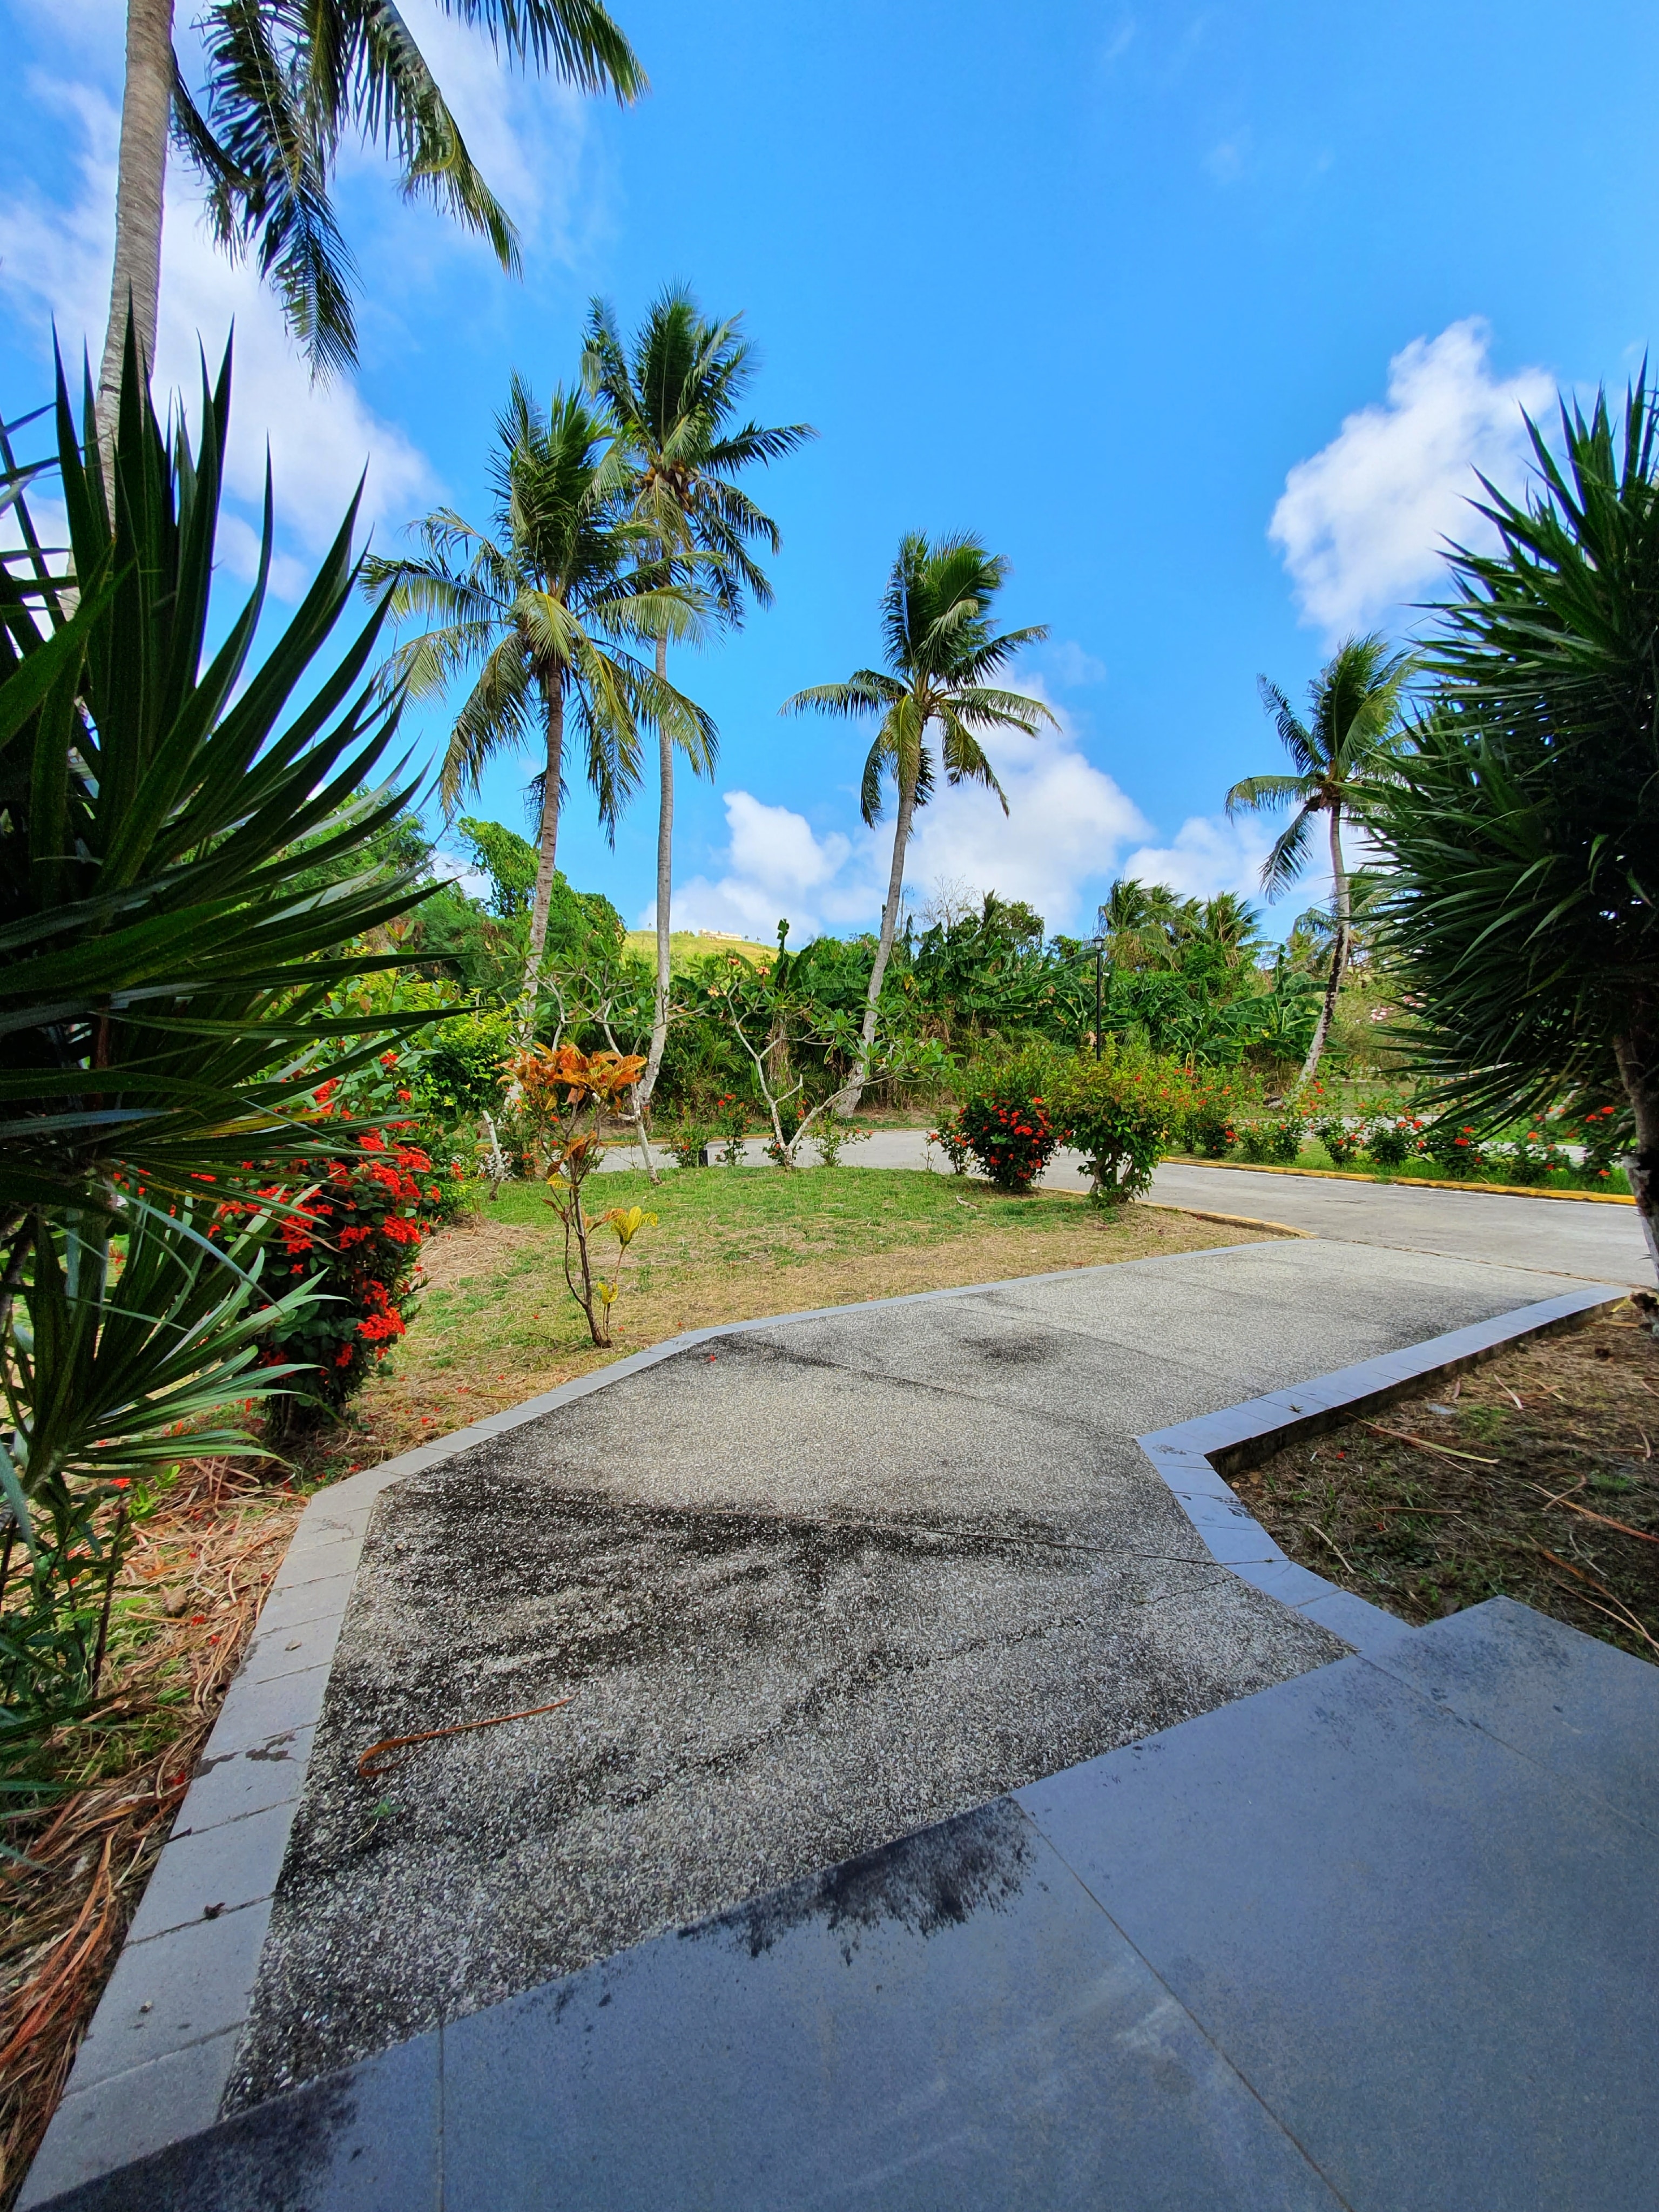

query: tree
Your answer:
[1226,633,1412,1083]
[582,287,814,1116]
[364,376,712,1008]
[1372,377,1659,1273]
[98,0,643,426]
[783,533,1053,1110]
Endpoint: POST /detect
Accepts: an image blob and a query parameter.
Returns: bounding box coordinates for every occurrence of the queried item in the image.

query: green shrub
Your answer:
[1237,1123,1274,1164]
[1366,1117,1421,1168]
[942,1048,1062,1191]
[1315,1116,1364,1166]
[663,1119,713,1169]
[1421,1120,1487,1178]
[1266,1111,1305,1164]
[1188,1108,1237,1158]
[1503,1128,1570,1185]
[1053,1050,1189,1205]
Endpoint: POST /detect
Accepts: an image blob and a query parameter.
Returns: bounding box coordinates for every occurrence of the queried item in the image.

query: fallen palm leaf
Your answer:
[1358,1419,1498,1465]
[357,1695,575,1781]
[1526,1486,1659,1547]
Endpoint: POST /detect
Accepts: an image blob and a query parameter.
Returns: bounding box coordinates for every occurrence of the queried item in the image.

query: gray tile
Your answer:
[1292,1588,1408,1651]
[441,1798,1340,2211]
[172,1725,315,1838]
[125,1802,293,1944]
[1020,1649,1659,2212]
[207,1661,331,1754]
[240,1606,346,1688]
[17,2028,245,2208]
[1370,1595,1659,1836]
[247,1570,355,1638]
[19,2032,439,2212]
[1228,1557,1334,1607]
[66,1899,271,2092]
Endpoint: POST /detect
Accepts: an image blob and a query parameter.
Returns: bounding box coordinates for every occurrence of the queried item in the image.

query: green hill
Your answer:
[623,929,774,973]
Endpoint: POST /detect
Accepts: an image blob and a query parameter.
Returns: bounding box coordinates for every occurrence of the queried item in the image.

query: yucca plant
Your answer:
[1374,375,1659,1274]
[1,322,436,1228]
[0,325,441,1749]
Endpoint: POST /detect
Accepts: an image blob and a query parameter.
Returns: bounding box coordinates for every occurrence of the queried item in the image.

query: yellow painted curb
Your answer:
[1165,1157,1635,1205]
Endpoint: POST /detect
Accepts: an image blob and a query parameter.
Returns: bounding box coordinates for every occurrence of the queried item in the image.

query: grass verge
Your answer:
[1237,1303,1659,1662]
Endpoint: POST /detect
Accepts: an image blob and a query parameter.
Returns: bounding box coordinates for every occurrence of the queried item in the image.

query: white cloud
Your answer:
[0,74,435,590]
[1123,814,1277,903]
[660,700,1151,941]
[1270,318,1554,637]
[1040,639,1107,688]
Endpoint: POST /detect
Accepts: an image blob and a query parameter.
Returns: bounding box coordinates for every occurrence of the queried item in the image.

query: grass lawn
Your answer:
[1238,1303,1659,1662]
[306,1166,1272,1483]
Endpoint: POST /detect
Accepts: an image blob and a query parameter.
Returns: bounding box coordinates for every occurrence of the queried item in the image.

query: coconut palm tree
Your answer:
[1226,633,1413,1082]
[582,287,814,1112]
[363,376,711,1006]
[784,533,1054,1110]
[98,0,644,427]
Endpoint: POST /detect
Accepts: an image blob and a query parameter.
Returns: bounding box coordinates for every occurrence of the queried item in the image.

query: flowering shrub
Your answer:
[1422,1120,1487,1178]
[1365,1116,1424,1168]
[939,1050,1062,1191]
[1503,1128,1571,1185]
[1238,1111,1304,1164]
[1314,1116,1365,1167]
[1188,1108,1237,1158]
[509,1046,653,1346]
[1566,1103,1625,1183]
[1053,1051,1190,1205]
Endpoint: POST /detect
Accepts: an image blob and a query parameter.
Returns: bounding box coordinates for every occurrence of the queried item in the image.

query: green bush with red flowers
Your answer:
[934,1048,1061,1192]
[222,1055,466,1429]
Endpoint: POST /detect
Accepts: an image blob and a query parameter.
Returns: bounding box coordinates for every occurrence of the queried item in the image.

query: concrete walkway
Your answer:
[38,1597,1659,2210]
[603,1130,1650,1285]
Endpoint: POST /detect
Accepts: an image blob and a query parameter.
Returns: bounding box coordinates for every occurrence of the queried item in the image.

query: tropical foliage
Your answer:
[99,0,644,421]
[1372,375,1659,1262]
[1228,635,1413,1082]
[0,336,439,1744]
[784,535,1055,1107]
[583,286,813,1109]
[365,377,714,1007]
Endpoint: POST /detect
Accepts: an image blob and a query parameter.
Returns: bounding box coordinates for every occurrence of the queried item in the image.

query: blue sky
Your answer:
[5,1,1659,940]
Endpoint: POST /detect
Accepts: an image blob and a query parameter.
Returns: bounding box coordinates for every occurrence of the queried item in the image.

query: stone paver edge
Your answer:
[1137,1278,1628,1656]
[18,1249,1624,2204]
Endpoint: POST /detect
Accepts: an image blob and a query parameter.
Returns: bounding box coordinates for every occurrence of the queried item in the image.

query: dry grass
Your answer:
[1239,1304,1659,1661]
[0,1464,303,2205]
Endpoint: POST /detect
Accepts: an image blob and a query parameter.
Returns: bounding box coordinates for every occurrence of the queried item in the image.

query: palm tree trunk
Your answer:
[638,633,674,1115]
[522,683,565,1015]
[1615,1017,1659,1283]
[841,766,916,1116]
[98,0,176,443]
[1299,806,1350,1085]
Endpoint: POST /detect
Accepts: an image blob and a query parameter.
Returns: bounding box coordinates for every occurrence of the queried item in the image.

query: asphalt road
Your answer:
[606,1128,1650,1287]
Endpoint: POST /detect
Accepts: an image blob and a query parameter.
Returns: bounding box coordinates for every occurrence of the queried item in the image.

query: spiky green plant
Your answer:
[1373,375,1659,1272]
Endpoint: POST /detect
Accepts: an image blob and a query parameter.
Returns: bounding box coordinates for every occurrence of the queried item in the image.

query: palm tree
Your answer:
[98,0,644,427]
[784,533,1054,1110]
[582,287,814,1114]
[1226,633,1412,1083]
[363,376,711,1006]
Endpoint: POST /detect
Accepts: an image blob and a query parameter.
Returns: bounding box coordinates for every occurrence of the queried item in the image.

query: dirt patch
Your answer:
[1238,1304,1659,1661]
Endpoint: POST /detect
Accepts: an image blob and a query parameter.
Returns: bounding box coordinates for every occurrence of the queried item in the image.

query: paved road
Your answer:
[605,1127,1650,1286]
